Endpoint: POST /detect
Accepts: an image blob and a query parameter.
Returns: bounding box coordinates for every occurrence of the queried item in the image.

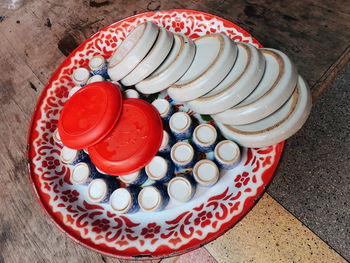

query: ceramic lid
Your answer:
[121,27,174,86]
[108,22,159,81]
[216,76,312,148]
[212,48,298,125]
[187,42,265,114]
[135,33,196,94]
[167,33,237,102]
[88,99,163,175]
[58,82,123,149]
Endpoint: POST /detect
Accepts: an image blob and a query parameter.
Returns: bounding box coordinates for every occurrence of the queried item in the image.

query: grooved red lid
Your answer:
[88,99,163,176]
[58,82,123,149]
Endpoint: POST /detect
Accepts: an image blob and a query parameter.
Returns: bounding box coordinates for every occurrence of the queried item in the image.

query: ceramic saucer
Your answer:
[212,48,298,125]
[187,42,265,114]
[167,33,237,102]
[108,22,159,81]
[135,34,196,94]
[121,27,174,86]
[216,76,312,148]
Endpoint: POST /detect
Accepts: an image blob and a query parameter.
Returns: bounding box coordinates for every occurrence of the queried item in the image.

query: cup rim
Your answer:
[193,159,219,185]
[170,142,194,165]
[138,186,162,212]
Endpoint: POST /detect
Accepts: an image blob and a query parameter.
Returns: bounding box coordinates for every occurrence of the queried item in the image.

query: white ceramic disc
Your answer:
[68,86,81,98]
[110,188,132,213]
[193,160,219,186]
[87,74,105,84]
[87,179,107,202]
[138,186,161,212]
[168,177,193,202]
[121,27,174,86]
[187,42,265,114]
[72,68,90,86]
[135,34,196,94]
[145,156,167,180]
[71,163,90,184]
[123,89,140,99]
[170,142,194,165]
[216,76,312,148]
[60,146,77,164]
[108,22,159,81]
[167,33,237,102]
[212,48,298,125]
[118,171,139,183]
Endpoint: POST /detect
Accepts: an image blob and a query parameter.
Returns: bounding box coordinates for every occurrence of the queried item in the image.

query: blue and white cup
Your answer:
[53,128,62,145]
[214,140,241,170]
[167,175,196,202]
[152,99,173,121]
[68,86,81,98]
[193,159,219,186]
[119,169,148,185]
[159,130,175,154]
[110,186,140,214]
[123,89,140,99]
[145,156,174,182]
[87,74,105,84]
[170,142,195,169]
[60,146,89,165]
[169,112,193,140]
[89,55,109,79]
[192,124,217,152]
[71,161,103,185]
[87,178,119,203]
[138,183,169,212]
[72,67,90,87]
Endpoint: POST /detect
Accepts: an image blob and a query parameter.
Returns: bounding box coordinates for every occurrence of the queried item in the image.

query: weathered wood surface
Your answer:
[0,0,349,262]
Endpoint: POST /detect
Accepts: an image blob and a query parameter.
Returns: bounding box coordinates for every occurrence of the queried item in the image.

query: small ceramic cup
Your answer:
[110,186,140,214]
[159,130,175,154]
[86,74,105,84]
[138,183,169,212]
[71,161,102,185]
[170,142,195,169]
[169,112,193,140]
[87,178,119,203]
[53,128,62,145]
[123,89,140,99]
[118,169,148,185]
[167,175,196,202]
[89,55,109,79]
[60,146,89,165]
[68,86,81,98]
[192,124,217,152]
[72,67,90,86]
[145,156,174,182]
[193,159,219,186]
[151,99,173,121]
[214,140,241,170]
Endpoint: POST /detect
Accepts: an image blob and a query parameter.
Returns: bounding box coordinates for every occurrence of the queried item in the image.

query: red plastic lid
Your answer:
[88,99,163,176]
[58,82,123,149]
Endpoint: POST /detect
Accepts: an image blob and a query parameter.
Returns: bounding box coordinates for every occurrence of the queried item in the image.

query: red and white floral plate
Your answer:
[27,9,284,259]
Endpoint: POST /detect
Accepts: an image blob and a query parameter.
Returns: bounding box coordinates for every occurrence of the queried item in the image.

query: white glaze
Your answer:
[169,112,190,132]
[136,34,196,94]
[187,42,265,114]
[171,142,194,164]
[73,68,90,85]
[167,33,237,101]
[68,86,81,98]
[138,186,161,211]
[108,22,159,81]
[88,179,107,202]
[146,156,167,180]
[60,146,77,164]
[89,55,105,70]
[110,188,131,213]
[121,27,174,86]
[212,48,298,125]
[216,76,312,148]
[152,99,170,117]
[71,163,89,184]
[87,74,104,84]
[168,177,193,202]
[194,124,217,146]
[123,89,140,99]
[193,160,219,185]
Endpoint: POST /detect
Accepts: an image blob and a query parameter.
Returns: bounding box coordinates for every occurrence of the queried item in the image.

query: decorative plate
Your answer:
[27,9,284,259]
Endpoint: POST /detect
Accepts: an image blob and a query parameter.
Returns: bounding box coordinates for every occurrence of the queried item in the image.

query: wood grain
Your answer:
[0,0,349,262]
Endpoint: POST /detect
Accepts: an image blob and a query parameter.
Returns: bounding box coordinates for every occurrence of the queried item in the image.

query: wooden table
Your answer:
[0,1,349,262]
